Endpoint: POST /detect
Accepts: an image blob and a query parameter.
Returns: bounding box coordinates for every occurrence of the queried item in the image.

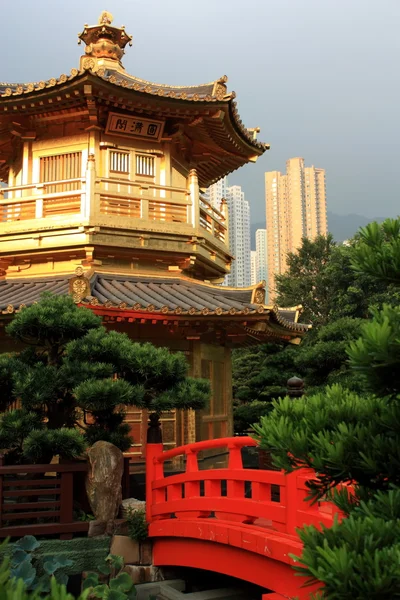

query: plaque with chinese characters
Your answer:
[105,113,165,141]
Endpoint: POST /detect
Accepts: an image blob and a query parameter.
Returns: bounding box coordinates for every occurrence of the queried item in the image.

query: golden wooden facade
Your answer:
[0,13,308,462]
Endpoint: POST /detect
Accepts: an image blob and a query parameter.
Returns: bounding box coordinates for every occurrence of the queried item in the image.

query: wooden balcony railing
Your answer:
[97,177,191,224]
[0,179,84,223]
[0,177,228,249]
[199,196,227,245]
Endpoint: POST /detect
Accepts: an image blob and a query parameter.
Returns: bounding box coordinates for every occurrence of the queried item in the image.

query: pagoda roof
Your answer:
[0,13,268,185]
[0,273,310,345]
[0,68,266,149]
[0,71,224,105]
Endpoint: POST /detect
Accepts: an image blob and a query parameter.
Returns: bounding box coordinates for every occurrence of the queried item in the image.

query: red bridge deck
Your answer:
[146,437,342,599]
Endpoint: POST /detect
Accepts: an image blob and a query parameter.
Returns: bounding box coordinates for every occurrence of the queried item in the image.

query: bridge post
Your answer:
[146,413,164,524]
[285,470,299,534]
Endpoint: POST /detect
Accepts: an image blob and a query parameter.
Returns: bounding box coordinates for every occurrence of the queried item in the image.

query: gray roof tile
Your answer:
[0,273,310,333]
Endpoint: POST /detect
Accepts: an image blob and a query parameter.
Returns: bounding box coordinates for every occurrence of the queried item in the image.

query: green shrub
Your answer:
[0,294,210,463]
[126,509,148,543]
[23,429,86,464]
[253,218,400,598]
[233,400,273,433]
[83,553,136,599]
[10,535,72,592]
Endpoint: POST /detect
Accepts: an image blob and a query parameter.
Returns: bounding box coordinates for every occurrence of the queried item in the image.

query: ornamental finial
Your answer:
[98,11,113,25]
[78,12,132,72]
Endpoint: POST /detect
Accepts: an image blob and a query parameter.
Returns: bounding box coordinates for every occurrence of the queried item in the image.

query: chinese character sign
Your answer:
[106,113,164,141]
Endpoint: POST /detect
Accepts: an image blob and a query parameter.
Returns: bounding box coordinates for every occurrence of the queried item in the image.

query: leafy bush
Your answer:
[1,538,139,599]
[233,400,273,433]
[253,218,400,598]
[10,535,72,593]
[22,429,86,464]
[5,573,84,600]
[126,509,148,543]
[0,294,210,463]
[83,553,136,599]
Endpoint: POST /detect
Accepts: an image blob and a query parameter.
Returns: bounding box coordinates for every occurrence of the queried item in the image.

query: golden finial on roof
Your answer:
[98,11,113,25]
[78,12,132,72]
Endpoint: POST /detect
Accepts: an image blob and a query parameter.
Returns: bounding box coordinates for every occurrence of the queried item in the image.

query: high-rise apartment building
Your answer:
[202,176,227,211]
[255,228,268,286]
[250,251,257,285]
[204,178,251,287]
[265,158,327,300]
[224,184,251,287]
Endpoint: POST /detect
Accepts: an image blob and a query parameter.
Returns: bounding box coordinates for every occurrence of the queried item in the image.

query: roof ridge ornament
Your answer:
[99,10,113,25]
[78,11,133,73]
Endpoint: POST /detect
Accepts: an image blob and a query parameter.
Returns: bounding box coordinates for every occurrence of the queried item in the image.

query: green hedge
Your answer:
[0,537,110,575]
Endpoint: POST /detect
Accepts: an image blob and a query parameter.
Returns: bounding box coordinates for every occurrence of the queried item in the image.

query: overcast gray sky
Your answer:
[2,0,399,224]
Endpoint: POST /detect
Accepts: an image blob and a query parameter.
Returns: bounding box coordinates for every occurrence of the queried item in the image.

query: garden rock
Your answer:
[86,441,123,536]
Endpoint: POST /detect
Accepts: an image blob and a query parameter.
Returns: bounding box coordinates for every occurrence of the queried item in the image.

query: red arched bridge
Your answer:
[146,436,343,600]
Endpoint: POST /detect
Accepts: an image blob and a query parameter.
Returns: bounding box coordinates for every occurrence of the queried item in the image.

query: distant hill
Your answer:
[250,213,387,249]
[326,211,385,242]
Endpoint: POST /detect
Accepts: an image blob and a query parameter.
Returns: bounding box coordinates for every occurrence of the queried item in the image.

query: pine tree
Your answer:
[253,219,400,599]
[0,293,210,464]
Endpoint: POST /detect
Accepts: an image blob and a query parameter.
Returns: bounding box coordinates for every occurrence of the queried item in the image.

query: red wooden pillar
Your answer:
[145,443,163,524]
[284,470,298,535]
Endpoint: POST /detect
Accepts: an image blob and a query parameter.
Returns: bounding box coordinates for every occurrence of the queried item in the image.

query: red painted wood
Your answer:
[151,468,285,488]
[155,436,257,464]
[149,519,303,564]
[152,538,319,599]
[145,442,164,524]
[151,496,286,523]
[146,437,343,599]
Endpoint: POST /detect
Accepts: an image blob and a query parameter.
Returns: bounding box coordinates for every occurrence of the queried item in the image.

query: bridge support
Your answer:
[152,538,313,599]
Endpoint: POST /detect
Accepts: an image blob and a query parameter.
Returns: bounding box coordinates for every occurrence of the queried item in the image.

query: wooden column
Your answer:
[188,168,200,229]
[220,198,229,248]
[84,153,96,218]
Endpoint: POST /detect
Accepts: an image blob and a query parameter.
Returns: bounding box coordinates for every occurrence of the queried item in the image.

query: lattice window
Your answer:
[135,154,155,177]
[40,152,82,193]
[110,150,130,174]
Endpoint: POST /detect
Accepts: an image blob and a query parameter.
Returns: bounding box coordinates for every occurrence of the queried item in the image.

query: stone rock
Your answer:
[86,441,123,535]
[110,535,140,565]
[123,565,164,585]
[121,498,146,519]
[87,520,107,538]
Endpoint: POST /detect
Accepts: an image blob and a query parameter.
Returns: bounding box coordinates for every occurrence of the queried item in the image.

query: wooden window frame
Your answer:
[109,150,130,175]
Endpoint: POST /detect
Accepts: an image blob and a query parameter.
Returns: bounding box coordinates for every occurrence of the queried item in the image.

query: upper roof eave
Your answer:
[0,68,268,154]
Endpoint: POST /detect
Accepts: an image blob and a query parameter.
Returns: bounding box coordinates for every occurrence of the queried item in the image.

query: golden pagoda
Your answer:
[0,12,309,462]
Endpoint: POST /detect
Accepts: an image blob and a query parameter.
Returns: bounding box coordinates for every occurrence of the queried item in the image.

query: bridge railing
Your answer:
[146,437,344,536]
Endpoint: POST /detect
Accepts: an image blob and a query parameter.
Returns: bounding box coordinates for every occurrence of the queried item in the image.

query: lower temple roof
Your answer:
[0,272,310,343]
